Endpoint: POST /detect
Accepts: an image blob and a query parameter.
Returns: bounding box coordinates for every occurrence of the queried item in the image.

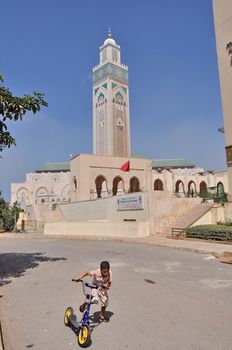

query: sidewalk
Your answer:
[1,232,232,257]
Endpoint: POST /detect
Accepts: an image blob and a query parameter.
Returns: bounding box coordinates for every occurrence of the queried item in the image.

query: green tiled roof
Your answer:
[152,159,195,169]
[132,154,150,159]
[35,162,70,173]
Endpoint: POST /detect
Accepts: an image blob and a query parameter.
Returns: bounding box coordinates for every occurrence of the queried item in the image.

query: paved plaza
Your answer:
[0,237,232,350]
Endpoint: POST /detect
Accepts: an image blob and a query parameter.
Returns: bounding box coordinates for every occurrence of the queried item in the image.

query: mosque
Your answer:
[11,29,230,237]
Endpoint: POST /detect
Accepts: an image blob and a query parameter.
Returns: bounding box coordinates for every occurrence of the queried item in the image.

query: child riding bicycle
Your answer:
[72,261,112,322]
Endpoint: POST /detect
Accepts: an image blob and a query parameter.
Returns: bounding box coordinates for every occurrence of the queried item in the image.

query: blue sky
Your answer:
[0,0,225,201]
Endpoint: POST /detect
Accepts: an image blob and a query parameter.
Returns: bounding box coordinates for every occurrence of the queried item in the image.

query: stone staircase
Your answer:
[158,202,214,237]
[25,204,64,231]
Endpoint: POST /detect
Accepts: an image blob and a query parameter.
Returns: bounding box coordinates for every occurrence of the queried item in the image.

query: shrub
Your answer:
[186,225,232,242]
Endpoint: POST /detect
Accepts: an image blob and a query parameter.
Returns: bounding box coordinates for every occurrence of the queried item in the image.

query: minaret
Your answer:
[92,29,131,157]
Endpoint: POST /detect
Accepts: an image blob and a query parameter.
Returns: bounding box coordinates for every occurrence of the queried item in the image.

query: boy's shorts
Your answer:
[91,287,109,307]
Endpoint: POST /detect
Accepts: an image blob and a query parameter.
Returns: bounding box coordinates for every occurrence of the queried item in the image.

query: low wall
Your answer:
[44,220,149,237]
[44,192,150,237]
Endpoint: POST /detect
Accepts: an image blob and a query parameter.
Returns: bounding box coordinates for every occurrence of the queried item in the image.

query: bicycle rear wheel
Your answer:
[64,307,73,326]
[77,323,91,348]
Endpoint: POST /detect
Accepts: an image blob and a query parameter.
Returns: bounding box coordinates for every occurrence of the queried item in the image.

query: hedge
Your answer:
[186,225,232,242]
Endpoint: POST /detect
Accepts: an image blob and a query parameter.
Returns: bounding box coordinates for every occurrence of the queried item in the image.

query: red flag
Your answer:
[120,160,130,172]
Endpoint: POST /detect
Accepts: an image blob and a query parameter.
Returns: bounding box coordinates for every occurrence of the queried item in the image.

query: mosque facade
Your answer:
[11,31,228,208]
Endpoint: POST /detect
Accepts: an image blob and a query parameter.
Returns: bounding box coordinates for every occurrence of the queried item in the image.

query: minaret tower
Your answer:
[93,29,131,157]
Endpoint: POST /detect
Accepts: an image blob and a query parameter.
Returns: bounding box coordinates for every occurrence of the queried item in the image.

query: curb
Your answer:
[0,321,4,350]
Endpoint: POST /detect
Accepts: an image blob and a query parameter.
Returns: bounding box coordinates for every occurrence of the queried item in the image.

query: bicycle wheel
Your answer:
[77,323,91,348]
[64,307,73,326]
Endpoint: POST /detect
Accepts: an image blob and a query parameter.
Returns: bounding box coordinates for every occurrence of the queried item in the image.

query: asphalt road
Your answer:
[0,238,232,350]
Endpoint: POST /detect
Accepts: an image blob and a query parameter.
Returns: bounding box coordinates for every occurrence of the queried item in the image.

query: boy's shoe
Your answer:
[79,302,88,313]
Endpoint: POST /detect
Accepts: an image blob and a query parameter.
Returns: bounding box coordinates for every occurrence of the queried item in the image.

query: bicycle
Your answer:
[64,279,98,348]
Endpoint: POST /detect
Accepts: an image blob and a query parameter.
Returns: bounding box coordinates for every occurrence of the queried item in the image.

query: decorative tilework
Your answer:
[122,87,127,94]
[93,63,128,84]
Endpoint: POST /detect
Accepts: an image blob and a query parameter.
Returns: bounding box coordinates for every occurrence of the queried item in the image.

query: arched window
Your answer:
[188,181,196,197]
[217,182,225,196]
[175,180,185,193]
[199,181,207,197]
[129,177,140,193]
[154,179,164,191]
[112,176,124,196]
[73,176,77,191]
[95,175,108,198]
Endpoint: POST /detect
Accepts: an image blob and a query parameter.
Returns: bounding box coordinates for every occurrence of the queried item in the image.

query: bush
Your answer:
[217,219,232,226]
[186,225,232,242]
[0,191,22,231]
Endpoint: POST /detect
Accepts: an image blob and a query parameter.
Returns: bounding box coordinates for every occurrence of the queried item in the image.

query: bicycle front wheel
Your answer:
[77,323,91,348]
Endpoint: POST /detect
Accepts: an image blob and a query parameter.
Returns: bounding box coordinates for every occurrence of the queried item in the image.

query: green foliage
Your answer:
[0,191,22,231]
[186,224,232,242]
[0,74,48,154]
[217,219,232,226]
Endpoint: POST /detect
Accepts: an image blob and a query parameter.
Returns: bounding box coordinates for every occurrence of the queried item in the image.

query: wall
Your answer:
[44,192,150,237]
[150,191,201,233]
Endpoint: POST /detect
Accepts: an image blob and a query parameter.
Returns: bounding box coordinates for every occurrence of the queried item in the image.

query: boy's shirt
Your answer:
[89,269,112,287]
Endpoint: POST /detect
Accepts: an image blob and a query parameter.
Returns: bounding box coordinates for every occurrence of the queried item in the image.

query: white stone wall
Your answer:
[11,157,228,208]
[11,171,71,208]
[152,168,228,196]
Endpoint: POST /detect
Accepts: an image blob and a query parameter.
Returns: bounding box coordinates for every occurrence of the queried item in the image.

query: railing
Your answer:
[171,228,186,238]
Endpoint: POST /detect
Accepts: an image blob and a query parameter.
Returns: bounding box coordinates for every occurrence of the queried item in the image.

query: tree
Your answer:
[0,74,48,154]
[0,191,22,231]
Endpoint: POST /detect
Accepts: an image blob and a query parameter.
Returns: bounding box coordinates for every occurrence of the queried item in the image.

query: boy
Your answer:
[72,261,112,322]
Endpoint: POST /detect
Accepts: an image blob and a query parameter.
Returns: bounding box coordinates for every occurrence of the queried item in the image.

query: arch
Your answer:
[73,176,77,191]
[154,179,164,191]
[199,181,207,197]
[175,180,185,194]
[95,175,108,198]
[188,181,196,197]
[36,187,49,204]
[129,177,140,193]
[217,182,225,196]
[16,187,30,206]
[61,184,71,202]
[112,176,124,196]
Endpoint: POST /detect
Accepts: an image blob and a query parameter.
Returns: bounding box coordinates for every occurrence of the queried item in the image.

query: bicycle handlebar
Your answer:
[72,279,98,289]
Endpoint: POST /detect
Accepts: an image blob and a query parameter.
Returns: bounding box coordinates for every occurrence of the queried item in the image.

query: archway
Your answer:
[129,177,140,193]
[36,187,49,204]
[188,181,196,197]
[95,175,108,198]
[154,179,164,191]
[16,187,30,207]
[112,176,124,196]
[175,180,185,194]
[217,182,225,199]
[199,181,207,197]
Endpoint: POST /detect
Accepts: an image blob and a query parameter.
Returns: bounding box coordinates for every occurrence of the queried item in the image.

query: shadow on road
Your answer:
[0,252,66,286]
